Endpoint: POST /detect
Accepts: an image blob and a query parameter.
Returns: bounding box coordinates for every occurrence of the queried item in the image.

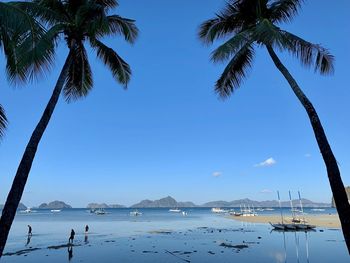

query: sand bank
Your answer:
[229,214,341,228]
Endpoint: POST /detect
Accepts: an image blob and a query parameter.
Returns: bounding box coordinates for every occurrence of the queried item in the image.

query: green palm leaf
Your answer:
[0,104,7,139]
[90,38,131,86]
[64,43,93,102]
[215,43,255,98]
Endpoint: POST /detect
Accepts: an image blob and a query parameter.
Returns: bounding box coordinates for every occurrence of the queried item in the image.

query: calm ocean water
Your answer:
[1,207,349,262]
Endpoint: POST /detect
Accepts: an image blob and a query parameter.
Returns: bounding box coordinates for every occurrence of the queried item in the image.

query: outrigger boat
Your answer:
[130,210,142,216]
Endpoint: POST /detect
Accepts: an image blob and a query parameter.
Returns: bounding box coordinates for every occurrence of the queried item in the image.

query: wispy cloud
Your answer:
[254,157,276,167]
[260,189,273,194]
[304,153,312,158]
[212,171,222,177]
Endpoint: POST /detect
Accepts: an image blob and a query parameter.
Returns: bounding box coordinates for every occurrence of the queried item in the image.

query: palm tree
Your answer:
[0,105,6,138]
[0,1,53,139]
[199,0,350,251]
[0,0,138,256]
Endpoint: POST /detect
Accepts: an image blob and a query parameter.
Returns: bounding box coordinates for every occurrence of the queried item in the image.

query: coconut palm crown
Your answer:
[17,0,138,101]
[0,1,55,138]
[198,0,333,97]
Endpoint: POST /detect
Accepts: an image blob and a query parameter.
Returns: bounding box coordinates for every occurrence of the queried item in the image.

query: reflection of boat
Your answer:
[169,208,181,213]
[51,209,61,213]
[211,208,226,213]
[130,210,142,216]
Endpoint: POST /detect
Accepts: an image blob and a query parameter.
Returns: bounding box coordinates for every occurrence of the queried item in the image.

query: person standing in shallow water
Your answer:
[68,229,75,244]
[85,225,89,234]
[27,225,32,236]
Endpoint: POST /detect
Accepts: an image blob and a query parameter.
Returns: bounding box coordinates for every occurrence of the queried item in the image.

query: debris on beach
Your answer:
[149,229,173,234]
[3,248,41,256]
[219,242,249,250]
[47,244,81,250]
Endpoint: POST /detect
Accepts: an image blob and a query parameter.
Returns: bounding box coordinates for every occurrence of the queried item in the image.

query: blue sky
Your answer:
[0,0,349,207]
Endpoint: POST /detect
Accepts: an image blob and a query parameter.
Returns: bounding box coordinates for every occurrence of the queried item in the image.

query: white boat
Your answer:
[182,211,187,216]
[95,208,106,215]
[130,210,142,216]
[265,208,275,211]
[169,208,181,213]
[21,207,32,213]
[51,209,61,213]
[211,207,227,213]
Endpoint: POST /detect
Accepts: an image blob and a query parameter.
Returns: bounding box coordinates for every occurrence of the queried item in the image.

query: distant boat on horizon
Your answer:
[169,208,181,213]
[211,207,226,213]
[130,210,142,216]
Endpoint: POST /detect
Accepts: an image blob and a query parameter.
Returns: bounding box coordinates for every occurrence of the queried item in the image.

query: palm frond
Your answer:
[0,104,7,139]
[105,15,138,43]
[198,1,244,44]
[11,1,64,26]
[211,29,252,62]
[93,0,119,9]
[90,38,131,86]
[64,43,93,102]
[215,43,255,98]
[279,30,334,74]
[268,0,303,23]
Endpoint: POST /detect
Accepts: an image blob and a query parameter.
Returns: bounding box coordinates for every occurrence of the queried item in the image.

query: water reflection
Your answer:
[67,245,73,261]
[25,234,31,247]
[272,230,312,263]
[84,233,89,244]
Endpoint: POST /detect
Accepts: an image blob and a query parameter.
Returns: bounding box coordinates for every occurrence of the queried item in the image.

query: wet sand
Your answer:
[229,214,341,228]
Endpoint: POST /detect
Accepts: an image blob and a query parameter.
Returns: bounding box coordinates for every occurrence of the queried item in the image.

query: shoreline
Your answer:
[229,214,341,228]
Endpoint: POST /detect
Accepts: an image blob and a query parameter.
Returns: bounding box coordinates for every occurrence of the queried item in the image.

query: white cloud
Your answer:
[304,153,312,158]
[254,157,276,167]
[212,171,222,177]
[260,189,273,194]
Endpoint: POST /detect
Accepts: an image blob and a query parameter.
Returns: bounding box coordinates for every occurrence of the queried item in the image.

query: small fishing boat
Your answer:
[130,210,142,216]
[23,207,32,213]
[50,209,61,213]
[211,207,226,213]
[95,208,106,215]
[169,208,181,213]
[182,211,187,216]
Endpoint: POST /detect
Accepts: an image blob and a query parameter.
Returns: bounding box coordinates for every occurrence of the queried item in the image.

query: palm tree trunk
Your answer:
[0,52,72,258]
[267,45,350,252]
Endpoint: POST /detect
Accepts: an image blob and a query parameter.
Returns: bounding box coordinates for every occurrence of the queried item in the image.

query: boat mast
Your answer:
[277,191,284,224]
[289,190,295,219]
[298,191,306,223]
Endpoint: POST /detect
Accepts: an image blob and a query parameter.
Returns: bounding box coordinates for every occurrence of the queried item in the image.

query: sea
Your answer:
[1,207,349,262]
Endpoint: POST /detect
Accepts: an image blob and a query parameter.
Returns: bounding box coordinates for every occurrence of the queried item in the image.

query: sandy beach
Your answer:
[229,214,341,228]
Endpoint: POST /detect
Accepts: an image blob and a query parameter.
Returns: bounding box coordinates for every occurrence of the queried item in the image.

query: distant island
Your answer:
[87,203,125,209]
[1,196,332,210]
[130,196,330,208]
[131,196,196,208]
[36,201,72,209]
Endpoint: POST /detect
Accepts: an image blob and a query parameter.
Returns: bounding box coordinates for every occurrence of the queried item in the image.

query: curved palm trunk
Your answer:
[0,52,72,258]
[267,45,350,252]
